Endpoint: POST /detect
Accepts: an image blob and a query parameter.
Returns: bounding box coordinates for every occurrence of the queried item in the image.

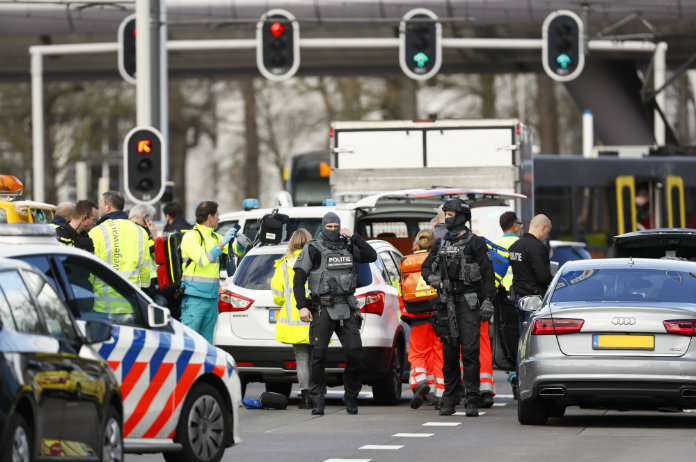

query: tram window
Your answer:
[536,187,572,241]
[574,187,609,247]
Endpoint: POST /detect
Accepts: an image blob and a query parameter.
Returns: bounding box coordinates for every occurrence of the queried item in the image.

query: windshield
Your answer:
[233,253,280,290]
[551,268,696,304]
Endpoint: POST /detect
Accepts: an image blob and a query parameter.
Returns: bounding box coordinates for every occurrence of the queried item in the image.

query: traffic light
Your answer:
[118,14,137,84]
[542,10,585,82]
[257,9,300,81]
[124,127,165,204]
[399,8,442,81]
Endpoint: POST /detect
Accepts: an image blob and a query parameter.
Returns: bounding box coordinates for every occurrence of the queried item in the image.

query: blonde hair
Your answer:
[286,228,312,257]
[413,229,435,251]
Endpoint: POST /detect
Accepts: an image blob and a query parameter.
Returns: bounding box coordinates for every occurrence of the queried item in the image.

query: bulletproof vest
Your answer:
[437,232,482,288]
[308,239,358,320]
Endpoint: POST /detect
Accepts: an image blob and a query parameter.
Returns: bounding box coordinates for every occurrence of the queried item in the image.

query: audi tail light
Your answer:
[664,320,696,336]
[357,291,385,316]
[218,290,253,312]
[532,318,584,335]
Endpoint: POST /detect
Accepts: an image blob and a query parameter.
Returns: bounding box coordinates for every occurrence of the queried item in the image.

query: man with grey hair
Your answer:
[129,204,158,291]
[432,204,447,240]
[51,201,74,228]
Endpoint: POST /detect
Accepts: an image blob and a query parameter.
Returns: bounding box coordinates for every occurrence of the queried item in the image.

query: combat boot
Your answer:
[410,381,430,409]
[299,389,310,409]
[344,397,358,415]
[465,400,479,417]
[311,397,325,416]
[439,398,455,416]
[478,392,494,408]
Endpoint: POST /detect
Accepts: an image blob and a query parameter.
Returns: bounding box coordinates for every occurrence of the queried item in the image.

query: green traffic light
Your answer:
[413,52,429,68]
[556,53,572,69]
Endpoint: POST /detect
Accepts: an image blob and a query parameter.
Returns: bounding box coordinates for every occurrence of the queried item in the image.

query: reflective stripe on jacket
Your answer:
[89,216,151,313]
[272,249,310,345]
[181,223,227,299]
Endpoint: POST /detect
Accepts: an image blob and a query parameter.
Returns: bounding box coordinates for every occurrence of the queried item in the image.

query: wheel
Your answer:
[101,406,123,462]
[547,402,566,418]
[2,413,31,462]
[517,397,549,425]
[371,342,403,405]
[265,382,292,397]
[164,383,229,462]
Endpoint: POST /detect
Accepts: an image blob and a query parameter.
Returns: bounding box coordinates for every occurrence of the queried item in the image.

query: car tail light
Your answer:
[532,318,584,335]
[237,362,254,366]
[284,361,297,369]
[218,290,253,312]
[357,291,385,316]
[664,320,696,336]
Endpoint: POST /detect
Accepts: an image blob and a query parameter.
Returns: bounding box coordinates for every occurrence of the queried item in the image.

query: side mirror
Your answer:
[518,295,543,313]
[148,303,171,328]
[83,320,113,344]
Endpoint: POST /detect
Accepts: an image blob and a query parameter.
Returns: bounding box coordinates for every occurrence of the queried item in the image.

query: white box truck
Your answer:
[329,119,534,239]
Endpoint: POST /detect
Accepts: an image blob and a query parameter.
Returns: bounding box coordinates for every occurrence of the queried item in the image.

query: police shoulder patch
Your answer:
[297,252,304,261]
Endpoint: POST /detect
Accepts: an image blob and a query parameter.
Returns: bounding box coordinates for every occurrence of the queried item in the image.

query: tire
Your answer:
[265,382,292,397]
[547,402,566,418]
[517,397,549,425]
[2,413,31,462]
[101,406,124,462]
[164,383,229,462]
[371,342,403,405]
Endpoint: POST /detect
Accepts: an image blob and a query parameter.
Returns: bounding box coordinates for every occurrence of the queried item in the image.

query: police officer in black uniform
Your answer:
[421,199,496,417]
[508,213,553,334]
[55,199,98,253]
[293,212,377,416]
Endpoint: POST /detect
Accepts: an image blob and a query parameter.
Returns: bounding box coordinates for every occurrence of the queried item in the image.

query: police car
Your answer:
[0,225,241,462]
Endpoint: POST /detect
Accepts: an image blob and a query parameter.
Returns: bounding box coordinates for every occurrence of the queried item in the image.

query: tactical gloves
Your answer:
[427,275,442,287]
[480,299,494,322]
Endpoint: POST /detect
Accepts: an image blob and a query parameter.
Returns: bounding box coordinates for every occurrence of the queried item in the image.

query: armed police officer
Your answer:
[293,212,377,416]
[421,199,496,417]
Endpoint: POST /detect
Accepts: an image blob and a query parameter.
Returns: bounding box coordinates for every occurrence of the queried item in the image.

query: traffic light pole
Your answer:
[29,36,664,203]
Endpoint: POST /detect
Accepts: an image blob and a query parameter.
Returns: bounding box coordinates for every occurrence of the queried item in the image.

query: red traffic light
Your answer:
[270,21,285,37]
[137,140,151,153]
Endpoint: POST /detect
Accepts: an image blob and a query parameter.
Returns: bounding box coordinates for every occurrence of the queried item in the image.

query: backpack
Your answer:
[400,250,438,314]
[154,232,185,289]
[257,209,291,246]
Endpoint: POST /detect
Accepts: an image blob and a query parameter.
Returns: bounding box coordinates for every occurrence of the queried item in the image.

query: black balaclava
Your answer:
[321,212,341,242]
[441,199,471,236]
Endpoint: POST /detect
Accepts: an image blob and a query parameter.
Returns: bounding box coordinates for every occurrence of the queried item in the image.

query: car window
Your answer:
[13,255,66,299]
[0,281,16,330]
[233,253,279,290]
[22,270,79,342]
[217,220,239,236]
[379,251,401,286]
[362,221,409,238]
[552,268,696,304]
[550,247,592,267]
[372,255,390,282]
[56,255,146,328]
[0,270,43,334]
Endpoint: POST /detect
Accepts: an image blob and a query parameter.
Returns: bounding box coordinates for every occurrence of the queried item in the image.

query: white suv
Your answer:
[213,239,407,405]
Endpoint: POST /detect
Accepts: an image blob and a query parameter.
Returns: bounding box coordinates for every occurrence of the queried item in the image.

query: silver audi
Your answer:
[517,257,696,425]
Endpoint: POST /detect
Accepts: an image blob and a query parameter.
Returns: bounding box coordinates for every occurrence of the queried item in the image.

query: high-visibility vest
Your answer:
[181,223,227,299]
[485,237,512,289]
[493,234,519,290]
[272,249,310,345]
[89,217,151,314]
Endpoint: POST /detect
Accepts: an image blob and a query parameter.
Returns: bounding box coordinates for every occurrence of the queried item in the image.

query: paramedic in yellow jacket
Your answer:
[89,191,151,322]
[181,201,237,343]
[272,228,313,409]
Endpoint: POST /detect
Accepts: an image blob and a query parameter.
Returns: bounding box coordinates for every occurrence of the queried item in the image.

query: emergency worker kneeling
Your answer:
[421,199,496,417]
[293,212,377,416]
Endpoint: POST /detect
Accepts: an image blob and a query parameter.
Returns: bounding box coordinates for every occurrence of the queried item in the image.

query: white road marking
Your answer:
[453,411,486,416]
[324,459,371,462]
[423,422,461,426]
[392,433,434,437]
[495,394,514,399]
[359,445,404,450]
[493,403,507,407]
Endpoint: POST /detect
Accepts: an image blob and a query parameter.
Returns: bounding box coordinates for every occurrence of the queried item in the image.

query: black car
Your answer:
[608,228,696,260]
[0,258,123,462]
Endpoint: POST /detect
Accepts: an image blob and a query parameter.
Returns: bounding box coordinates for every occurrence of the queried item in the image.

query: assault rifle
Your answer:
[433,252,459,343]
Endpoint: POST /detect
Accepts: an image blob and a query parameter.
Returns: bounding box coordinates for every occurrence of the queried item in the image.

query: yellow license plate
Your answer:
[592,334,654,350]
[269,308,279,324]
